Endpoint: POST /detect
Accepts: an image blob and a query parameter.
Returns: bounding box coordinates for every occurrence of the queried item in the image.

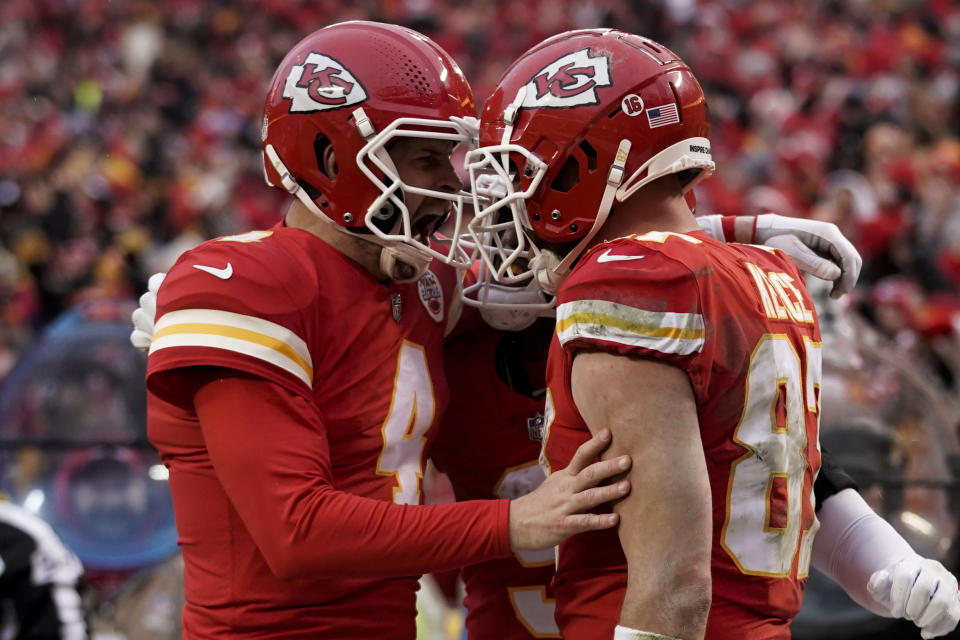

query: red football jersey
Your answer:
[430,323,560,639]
[543,230,822,640]
[147,224,510,638]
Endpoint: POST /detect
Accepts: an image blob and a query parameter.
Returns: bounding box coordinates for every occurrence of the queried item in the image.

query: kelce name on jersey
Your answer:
[745,262,814,324]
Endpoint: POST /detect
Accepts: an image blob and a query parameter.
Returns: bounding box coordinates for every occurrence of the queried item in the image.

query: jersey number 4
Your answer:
[376,342,435,505]
[721,334,822,578]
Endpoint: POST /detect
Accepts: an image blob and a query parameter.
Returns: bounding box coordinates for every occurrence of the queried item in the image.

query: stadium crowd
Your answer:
[0,0,958,398]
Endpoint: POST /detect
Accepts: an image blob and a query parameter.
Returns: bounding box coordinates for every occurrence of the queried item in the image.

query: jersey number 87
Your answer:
[721,334,822,578]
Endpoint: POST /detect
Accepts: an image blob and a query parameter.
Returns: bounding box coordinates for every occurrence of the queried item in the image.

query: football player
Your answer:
[466,29,960,640]
[431,209,866,640]
[144,22,634,639]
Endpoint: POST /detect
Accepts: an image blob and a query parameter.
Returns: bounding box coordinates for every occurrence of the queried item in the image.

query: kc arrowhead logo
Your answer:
[283,52,367,112]
[523,48,611,109]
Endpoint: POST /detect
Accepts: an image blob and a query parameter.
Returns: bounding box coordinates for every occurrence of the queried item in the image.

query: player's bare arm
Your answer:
[571,350,711,640]
[509,427,630,551]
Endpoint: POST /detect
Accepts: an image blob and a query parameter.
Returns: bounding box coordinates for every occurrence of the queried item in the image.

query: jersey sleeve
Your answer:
[168,367,512,579]
[147,237,316,400]
[814,447,859,512]
[556,239,704,374]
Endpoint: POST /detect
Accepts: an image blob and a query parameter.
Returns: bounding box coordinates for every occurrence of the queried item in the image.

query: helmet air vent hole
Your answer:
[642,41,663,54]
[550,155,580,193]
[579,141,598,172]
[668,82,682,119]
[379,42,432,98]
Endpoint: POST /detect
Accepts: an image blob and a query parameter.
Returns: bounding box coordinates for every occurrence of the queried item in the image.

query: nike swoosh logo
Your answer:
[193,263,233,279]
[596,249,645,263]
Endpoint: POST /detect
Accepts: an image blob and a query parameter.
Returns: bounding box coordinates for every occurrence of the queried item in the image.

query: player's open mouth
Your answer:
[412,211,448,243]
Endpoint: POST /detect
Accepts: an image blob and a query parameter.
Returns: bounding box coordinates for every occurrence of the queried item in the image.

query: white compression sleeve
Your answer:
[694,214,724,242]
[811,488,915,617]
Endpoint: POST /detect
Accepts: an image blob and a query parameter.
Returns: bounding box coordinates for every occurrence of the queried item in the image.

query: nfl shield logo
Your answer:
[391,293,402,323]
[527,412,545,442]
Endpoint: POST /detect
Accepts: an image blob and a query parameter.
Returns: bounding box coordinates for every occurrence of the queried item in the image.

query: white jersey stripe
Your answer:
[151,309,313,386]
[556,299,704,355]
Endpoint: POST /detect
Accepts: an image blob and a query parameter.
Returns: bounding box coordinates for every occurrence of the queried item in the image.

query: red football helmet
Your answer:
[465,29,714,292]
[262,21,477,280]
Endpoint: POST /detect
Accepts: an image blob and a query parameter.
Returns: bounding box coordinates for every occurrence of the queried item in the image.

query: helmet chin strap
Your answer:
[379,244,431,282]
[530,139,632,295]
[477,281,553,331]
[265,143,431,283]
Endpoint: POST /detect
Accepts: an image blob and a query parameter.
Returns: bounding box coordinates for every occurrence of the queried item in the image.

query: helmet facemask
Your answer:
[465,143,548,287]
[461,147,557,330]
[357,115,479,275]
[460,213,556,331]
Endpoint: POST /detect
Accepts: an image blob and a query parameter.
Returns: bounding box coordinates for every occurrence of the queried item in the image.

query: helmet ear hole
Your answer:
[551,155,580,193]
[314,135,336,179]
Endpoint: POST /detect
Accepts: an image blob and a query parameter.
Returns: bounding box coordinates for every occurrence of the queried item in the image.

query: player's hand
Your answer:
[449,115,479,147]
[867,554,960,638]
[130,272,165,352]
[508,428,630,551]
[753,214,862,299]
[473,172,509,202]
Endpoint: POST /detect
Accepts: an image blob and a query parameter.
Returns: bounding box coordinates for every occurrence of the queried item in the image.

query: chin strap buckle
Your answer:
[264,144,299,194]
[352,107,376,141]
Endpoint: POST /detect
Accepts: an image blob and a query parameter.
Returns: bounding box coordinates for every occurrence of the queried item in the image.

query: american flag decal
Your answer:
[646,103,680,128]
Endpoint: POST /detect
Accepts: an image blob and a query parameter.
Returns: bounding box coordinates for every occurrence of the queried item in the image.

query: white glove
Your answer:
[474,172,510,202]
[763,234,841,283]
[868,555,960,639]
[753,214,862,299]
[130,272,165,351]
[814,488,960,638]
[449,115,479,147]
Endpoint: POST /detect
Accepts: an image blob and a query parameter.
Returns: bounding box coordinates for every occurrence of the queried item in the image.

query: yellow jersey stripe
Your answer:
[557,299,704,355]
[150,309,313,386]
[556,312,704,341]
